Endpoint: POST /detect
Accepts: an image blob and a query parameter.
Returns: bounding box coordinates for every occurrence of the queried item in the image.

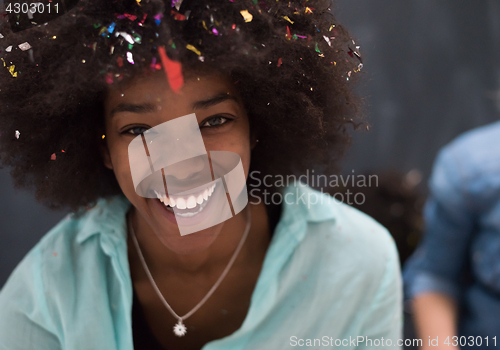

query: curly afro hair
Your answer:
[0,0,363,212]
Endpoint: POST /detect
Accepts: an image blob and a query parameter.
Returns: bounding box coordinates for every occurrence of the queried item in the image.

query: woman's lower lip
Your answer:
[151,197,178,225]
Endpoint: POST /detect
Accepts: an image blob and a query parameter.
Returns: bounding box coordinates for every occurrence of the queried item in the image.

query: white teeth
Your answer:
[154,183,217,213]
[176,197,187,210]
[196,194,203,204]
[186,196,197,209]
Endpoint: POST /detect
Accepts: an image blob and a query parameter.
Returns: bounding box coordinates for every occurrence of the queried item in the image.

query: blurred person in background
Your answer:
[336,170,424,349]
[404,121,500,349]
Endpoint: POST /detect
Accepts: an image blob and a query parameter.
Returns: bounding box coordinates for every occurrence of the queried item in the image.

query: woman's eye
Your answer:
[125,126,149,135]
[202,116,229,128]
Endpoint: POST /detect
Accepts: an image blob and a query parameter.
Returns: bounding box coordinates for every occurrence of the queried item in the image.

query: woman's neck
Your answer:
[128,201,270,277]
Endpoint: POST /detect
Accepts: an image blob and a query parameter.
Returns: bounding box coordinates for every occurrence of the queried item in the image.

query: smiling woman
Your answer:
[0,0,402,349]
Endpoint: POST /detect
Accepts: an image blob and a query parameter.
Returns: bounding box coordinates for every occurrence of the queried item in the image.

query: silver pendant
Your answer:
[173,319,187,337]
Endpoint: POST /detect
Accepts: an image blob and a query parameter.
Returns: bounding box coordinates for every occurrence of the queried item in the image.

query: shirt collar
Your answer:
[75,195,132,245]
[280,181,338,223]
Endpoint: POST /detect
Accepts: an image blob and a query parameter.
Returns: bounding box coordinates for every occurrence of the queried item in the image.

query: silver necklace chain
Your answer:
[128,206,251,336]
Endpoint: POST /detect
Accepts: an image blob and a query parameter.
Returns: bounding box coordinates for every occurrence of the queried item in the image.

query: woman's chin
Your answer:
[154,224,223,255]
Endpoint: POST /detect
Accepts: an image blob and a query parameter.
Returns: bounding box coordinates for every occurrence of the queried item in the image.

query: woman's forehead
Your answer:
[107,68,231,95]
[104,70,242,116]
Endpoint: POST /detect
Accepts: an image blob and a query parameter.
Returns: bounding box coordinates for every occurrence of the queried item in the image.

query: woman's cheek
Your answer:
[114,151,135,195]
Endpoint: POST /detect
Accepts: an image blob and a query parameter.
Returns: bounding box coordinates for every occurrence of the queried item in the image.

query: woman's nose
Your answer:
[163,155,212,185]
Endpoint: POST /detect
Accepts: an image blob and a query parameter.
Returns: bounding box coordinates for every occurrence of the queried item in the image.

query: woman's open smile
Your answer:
[151,181,224,227]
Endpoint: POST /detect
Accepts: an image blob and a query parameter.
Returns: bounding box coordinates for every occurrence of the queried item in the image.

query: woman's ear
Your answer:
[100,139,113,170]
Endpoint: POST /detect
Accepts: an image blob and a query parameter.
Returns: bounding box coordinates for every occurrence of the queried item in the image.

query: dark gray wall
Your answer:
[1,0,500,288]
[336,0,500,178]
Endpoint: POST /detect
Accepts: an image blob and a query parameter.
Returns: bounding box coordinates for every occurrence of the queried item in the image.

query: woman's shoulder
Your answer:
[1,195,131,299]
[279,183,400,293]
[283,183,398,265]
[37,195,130,258]
[306,197,398,277]
[276,184,402,326]
[0,195,132,350]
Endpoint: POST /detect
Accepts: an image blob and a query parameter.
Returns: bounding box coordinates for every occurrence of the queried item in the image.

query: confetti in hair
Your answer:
[126,52,135,64]
[0,0,364,212]
[18,42,31,51]
[158,46,184,93]
[186,44,201,55]
[240,10,253,22]
[7,65,17,77]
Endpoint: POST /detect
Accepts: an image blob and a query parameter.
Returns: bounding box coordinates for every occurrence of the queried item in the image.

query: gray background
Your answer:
[1,0,500,288]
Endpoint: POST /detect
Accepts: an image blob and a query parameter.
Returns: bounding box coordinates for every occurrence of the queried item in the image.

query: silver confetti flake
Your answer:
[18,42,32,51]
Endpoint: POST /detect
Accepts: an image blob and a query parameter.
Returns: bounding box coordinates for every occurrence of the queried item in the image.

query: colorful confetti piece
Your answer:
[15,130,20,139]
[117,32,135,44]
[315,42,322,53]
[154,13,163,25]
[240,10,253,23]
[7,65,17,77]
[18,42,31,51]
[105,73,113,84]
[138,13,147,26]
[323,36,332,47]
[171,10,186,21]
[158,46,184,93]
[124,14,137,21]
[126,52,134,64]
[50,153,56,160]
[186,44,201,55]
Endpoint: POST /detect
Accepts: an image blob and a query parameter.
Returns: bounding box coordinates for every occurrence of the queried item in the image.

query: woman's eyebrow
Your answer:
[110,102,157,119]
[191,93,239,110]
[110,93,238,118]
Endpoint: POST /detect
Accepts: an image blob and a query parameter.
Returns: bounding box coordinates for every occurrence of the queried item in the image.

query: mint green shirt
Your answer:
[0,184,402,349]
